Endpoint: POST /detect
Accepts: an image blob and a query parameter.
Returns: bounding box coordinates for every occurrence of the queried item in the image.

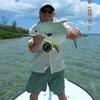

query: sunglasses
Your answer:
[41,9,53,14]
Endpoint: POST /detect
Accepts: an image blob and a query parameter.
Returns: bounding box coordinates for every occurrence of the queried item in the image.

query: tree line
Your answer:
[0,16,29,39]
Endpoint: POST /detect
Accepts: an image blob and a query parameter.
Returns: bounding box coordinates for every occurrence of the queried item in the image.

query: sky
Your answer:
[0,0,100,34]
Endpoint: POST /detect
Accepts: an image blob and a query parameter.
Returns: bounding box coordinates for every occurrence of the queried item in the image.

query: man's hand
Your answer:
[66,28,81,40]
[32,34,45,45]
[29,34,45,52]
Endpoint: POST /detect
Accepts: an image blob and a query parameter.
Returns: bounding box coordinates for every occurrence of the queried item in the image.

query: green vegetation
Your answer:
[0,22,29,39]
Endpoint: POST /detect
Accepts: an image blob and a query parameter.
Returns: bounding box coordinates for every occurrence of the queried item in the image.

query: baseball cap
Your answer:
[40,4,55,12]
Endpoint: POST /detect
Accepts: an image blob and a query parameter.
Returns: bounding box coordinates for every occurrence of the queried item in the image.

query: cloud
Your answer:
[0,0,100,20]
[0,0,100,32]
[0,0,33,13]
[92,3,100,21]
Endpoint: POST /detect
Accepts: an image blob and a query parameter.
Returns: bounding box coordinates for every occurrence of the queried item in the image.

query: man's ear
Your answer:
[52,11,56,17]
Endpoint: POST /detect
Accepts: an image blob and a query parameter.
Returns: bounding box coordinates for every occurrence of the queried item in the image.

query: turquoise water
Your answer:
[0,35,100,100]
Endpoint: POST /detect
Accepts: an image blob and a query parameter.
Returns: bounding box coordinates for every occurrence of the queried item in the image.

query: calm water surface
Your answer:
[0,35,100,100]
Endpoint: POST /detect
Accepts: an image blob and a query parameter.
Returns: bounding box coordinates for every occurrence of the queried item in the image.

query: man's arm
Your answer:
[28,34,45,52]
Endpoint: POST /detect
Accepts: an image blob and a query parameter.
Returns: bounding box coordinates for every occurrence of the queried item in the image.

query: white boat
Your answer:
[15,78,93,100]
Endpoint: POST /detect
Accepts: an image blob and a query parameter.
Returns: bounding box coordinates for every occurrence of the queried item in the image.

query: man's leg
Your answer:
[48,70,67,100]
[58,92,67,100]
[26,71,47,100]
[30,93,39,100]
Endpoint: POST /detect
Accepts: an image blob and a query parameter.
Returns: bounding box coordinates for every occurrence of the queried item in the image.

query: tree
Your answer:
[1,16,8,26]
[0,16,8,31]
[12,20,17,32]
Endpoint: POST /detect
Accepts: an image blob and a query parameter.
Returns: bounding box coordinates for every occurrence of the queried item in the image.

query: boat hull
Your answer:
[15,79,93,100]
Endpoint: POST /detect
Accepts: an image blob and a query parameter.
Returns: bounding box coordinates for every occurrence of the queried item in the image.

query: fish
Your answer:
[30,21,88,49]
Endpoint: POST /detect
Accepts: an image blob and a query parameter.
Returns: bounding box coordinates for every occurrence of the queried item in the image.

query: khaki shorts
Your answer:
[26,68,65,95]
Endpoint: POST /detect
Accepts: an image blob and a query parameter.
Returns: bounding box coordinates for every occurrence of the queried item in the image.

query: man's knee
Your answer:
[30,93,39,100]
[58,92,67,100]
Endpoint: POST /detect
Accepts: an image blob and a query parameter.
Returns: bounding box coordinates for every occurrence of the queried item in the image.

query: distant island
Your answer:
[0,20,29,39]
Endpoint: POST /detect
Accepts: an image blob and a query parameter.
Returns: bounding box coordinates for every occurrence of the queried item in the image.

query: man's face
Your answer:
[40,8,54,22]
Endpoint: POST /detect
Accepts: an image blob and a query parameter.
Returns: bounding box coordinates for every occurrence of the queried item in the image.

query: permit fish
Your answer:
[30,21,87,49]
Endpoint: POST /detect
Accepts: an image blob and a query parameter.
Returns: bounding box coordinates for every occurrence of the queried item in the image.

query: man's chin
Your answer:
[44,19,49,22]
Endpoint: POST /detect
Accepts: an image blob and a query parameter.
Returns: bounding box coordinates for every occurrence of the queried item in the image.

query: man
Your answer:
[26,4,79,100]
